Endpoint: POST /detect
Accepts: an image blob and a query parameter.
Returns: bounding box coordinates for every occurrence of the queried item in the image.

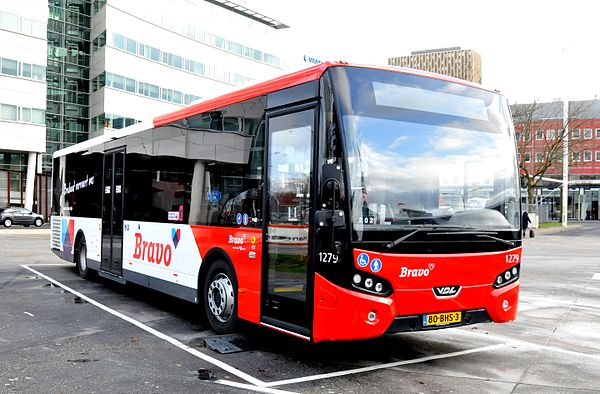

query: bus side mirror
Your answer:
[316,164,344,228]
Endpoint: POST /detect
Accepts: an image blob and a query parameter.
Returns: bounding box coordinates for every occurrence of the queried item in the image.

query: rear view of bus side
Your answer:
[51,62,522,342]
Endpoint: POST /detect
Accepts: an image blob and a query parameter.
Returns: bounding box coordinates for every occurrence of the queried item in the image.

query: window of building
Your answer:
[535,130,544,140]
[0,104,18,121]
[125,77,136,93]
[584,128,593,139]
[572,151,581,161]
[572,128,581,139]
[596,151,600,161]
[535,152,544,162]
[515,132,521,141]
[524,152,531,162]
[546,129,555,140]
[22,63,32,78]
[1,11,19,31]
[163,52,183,69]
[584,151,592,161]
[140,44,161,62]
[21,107,31,122]
[1,58,18,76]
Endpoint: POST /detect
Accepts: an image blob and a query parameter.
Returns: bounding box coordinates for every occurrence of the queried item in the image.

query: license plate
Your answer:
[422,311,462,327]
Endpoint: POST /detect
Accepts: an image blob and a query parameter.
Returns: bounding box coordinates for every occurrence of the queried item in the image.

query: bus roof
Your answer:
[153,61,497,128]
[53,61,499,159]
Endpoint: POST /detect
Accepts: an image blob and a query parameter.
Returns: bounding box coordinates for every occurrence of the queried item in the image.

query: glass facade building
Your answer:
[45,0,91,172]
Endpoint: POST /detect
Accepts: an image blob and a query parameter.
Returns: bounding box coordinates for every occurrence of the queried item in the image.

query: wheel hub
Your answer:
[207,273,234,323]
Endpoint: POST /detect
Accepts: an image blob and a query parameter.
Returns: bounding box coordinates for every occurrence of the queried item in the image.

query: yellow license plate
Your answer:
[423,311,462,327]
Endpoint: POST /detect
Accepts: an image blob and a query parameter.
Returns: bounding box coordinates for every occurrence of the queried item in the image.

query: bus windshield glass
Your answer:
[331,67,520,240]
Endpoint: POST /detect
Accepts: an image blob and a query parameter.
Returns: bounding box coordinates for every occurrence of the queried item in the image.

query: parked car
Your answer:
[1,207,44,228]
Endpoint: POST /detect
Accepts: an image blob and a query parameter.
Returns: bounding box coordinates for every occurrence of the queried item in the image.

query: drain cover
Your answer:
[204,335,251,354]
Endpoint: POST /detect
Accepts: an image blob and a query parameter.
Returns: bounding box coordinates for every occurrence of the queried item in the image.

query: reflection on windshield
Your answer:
[335,68,520,238]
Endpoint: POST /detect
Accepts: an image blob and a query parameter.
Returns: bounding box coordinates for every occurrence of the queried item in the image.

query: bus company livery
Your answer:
[51,62,522,342]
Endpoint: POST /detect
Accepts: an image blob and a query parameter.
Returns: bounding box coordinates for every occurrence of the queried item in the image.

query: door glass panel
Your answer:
[101,154,113,271]
[111,151,124,274]
[265,109,313,327]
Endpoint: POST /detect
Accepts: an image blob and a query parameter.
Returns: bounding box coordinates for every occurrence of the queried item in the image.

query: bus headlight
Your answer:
[493,264,520,289]
[351,270,392,296]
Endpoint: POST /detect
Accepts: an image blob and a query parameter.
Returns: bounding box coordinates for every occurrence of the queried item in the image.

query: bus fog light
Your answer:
[365,278,373,288]
[512,267,518,276]
[353,274,362,284]
[367,311,377,322]
[504,272,511,280]
[502,299,510,311]
[375,282,383,292]
[496,276,503,285]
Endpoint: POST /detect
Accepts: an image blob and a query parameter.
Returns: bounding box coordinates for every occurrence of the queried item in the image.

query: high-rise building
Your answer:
[388,47,482,84]
[0,0,48,212]
[1,0,291,212]
[44,0,291,173]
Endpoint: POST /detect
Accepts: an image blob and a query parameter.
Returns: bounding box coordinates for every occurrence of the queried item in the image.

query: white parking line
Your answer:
[262,343,507,388]
[215,379,298,393]
[21,264,267,387]
[593,273,600,280]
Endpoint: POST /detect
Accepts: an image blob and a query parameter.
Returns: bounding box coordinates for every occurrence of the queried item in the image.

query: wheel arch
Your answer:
[73,230,86,264]
[197,247,236,304]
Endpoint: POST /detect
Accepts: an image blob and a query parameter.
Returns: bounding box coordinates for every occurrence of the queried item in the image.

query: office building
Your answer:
[1,0,291,213]
[388,47,482,84]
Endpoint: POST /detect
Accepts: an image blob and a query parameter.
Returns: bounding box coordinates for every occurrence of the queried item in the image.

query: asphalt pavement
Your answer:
[0,222,599,393]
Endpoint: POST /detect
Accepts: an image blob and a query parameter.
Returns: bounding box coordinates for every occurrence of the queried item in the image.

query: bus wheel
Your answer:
[76,237,93,280]
[204,260,238,334]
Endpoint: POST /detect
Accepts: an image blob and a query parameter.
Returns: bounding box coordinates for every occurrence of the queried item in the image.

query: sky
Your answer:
[246,0,600,104]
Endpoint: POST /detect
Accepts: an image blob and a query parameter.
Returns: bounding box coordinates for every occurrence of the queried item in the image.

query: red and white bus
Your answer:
[50,62,522,342]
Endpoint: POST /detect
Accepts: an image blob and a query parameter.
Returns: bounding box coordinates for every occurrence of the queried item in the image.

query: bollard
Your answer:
[529,229,535,238]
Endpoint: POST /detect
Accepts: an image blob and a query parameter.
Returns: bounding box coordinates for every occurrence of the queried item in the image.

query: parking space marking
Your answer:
[593,273,600,280]
[21,265,267,388]
[216,379,298,393]
[262,343,506,388]
[455,328,600,361]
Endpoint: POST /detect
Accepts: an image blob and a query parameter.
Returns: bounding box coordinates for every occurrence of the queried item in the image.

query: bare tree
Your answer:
[511,101,592,204]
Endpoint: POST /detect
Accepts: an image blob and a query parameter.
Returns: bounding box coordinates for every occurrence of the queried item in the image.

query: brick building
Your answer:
[512,100,600,221]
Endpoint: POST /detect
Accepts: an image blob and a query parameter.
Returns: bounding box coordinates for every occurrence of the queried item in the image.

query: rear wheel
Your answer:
[34,218,43,227]
[203,260,238,334]
[76,237,93,279]
[3,218,12,228]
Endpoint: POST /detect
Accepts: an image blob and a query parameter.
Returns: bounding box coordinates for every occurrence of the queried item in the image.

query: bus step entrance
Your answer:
[98,270,126,284]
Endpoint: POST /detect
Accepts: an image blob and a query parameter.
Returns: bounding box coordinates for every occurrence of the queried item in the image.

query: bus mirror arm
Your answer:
[316,164,345,229]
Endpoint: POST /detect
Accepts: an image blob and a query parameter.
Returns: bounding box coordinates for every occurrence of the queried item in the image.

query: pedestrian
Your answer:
[522,211,531,237]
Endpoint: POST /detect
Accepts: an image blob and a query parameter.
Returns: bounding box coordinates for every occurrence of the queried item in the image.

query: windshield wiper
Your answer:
[384,226,515,249]
[475,234,516,247]
[384,225,477,249]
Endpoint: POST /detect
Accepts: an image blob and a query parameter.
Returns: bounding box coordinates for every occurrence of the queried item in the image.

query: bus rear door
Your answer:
[101,148,125,277]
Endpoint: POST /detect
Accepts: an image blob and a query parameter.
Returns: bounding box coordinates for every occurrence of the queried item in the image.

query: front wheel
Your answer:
[34,218,43,227]
[203,260,238,334]
[3,218,12,228]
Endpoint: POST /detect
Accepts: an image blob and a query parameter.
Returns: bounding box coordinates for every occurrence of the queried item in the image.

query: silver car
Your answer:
[1,208,44,228]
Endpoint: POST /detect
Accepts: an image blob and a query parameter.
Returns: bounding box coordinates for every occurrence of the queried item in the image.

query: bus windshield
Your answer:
[331,67,520,240]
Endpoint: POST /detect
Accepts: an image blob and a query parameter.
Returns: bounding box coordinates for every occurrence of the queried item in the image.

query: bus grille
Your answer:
[51,216,62,250]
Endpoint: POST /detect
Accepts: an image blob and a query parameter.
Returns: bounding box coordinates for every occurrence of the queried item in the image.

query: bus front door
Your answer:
[262,106,316,338]
[101,149,125,276]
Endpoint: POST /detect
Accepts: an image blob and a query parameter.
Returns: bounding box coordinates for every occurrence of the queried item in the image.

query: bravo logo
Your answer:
[133,229,180,267]
[399,263,435,278]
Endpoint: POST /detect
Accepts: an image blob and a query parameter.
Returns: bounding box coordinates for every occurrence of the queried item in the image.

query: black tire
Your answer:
[203,260,238,334]
[76,237,93,280]
[34,218,43,227]
[3,218,12,228]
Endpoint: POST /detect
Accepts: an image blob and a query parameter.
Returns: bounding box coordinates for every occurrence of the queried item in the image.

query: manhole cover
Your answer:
[204,335,251,354]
